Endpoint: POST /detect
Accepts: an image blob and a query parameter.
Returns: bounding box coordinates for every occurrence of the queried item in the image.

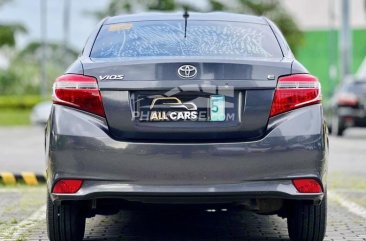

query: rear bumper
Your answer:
[46,104,328,203]
[51,180,324,204]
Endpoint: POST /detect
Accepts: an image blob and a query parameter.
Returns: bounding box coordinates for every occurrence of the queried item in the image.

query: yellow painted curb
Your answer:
[0,172,46,185]
[21,172,39,185]
[0,172,16,185]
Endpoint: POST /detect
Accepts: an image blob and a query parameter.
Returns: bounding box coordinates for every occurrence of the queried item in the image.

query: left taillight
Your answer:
[270,74,321,117]
[53,74,105,117]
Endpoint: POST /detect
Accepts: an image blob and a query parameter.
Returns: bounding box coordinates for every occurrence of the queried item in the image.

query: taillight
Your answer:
[292,178,322,193]
[270,74,321,117]
[53,179,83,194]
[336,93,358,106]
[53,74,105,117]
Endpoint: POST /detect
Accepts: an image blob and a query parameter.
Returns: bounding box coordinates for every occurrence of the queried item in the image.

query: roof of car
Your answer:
[104,12,268,25]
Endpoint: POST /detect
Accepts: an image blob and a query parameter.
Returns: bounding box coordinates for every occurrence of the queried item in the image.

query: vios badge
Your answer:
[177,65,197,79]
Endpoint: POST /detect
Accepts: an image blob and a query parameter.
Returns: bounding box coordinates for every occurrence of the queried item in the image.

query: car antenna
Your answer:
[183,8,189,38]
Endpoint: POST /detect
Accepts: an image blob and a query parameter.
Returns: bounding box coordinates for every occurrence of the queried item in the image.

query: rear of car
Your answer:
[327,79,366,136]
[45,13,328,241]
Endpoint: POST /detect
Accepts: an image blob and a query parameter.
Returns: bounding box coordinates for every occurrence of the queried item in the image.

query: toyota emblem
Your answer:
[177,65,197,79]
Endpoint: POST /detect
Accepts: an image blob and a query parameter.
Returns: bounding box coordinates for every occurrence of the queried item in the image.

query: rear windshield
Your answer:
[343,81,366,93]
[90,20,283,59]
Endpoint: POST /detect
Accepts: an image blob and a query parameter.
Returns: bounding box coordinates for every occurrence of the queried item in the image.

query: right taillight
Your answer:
[336,93,358,106]
[270,74,321,117]
[53,74,105,117]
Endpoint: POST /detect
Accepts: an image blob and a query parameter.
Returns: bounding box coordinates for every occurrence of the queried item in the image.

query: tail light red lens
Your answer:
[336,93,358,106]
[270,74,321,117]
[52,179,83,194]
[292,178,322,193]
[53,74,105,117]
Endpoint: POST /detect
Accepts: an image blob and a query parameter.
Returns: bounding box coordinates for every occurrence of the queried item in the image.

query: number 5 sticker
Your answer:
[210,95,225,121]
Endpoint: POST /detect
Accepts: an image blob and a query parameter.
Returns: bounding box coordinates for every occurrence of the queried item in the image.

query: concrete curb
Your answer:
[0,172,46,185]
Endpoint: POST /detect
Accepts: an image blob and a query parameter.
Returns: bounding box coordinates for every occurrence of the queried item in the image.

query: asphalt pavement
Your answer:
[0,126,366,241]
[0,126,45,174]
[329,128,366,178]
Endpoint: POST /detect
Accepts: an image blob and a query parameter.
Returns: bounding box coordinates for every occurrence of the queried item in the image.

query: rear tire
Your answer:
[47,194,86,241]
[287,194,327,241]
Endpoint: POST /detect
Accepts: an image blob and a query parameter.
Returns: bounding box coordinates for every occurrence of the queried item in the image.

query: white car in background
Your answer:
[30,101,52,125]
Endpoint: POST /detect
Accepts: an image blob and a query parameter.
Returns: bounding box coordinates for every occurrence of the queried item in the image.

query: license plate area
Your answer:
[134,91,236,122]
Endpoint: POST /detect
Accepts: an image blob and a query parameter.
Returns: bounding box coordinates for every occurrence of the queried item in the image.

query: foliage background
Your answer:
[0,0,304,100]
[1,0,360,125]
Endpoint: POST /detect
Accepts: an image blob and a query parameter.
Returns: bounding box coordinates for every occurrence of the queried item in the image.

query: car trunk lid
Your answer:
[82,58,292,142]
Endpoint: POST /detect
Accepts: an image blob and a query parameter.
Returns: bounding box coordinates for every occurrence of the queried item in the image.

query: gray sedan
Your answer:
[46,12,328,241]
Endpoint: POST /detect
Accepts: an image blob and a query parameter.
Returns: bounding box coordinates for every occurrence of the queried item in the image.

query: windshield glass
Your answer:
[90,20,283,59]
[343,81,366,93]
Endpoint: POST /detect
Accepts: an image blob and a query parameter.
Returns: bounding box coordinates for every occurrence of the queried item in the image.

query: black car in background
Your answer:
[327,78,366,136]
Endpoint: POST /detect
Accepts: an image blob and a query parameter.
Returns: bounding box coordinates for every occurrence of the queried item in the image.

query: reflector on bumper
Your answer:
[292,178,322,193]
[53,179,83,194]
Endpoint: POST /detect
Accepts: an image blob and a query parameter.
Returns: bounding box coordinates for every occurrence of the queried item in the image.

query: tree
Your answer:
[94,0,303,55]
[0,0,27,48]
[0,42,78,95]
[0,24,26,48]
[92,0,199,19]
[0,0,30,95]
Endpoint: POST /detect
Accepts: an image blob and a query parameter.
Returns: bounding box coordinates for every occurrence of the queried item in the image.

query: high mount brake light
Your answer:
[53,74,105,117]
[270,74,321,117]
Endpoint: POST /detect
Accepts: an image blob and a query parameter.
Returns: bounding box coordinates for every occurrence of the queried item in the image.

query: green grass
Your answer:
[329,172,366,190]
[0,186,46,240]
[0,109,31,126]
[0,96,42,109]
[10,218,18,225]
[0,183,46,188]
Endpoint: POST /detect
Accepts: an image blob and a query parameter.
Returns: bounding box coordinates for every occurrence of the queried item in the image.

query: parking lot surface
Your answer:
[0,190,364,241]
[0,127,45,174]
